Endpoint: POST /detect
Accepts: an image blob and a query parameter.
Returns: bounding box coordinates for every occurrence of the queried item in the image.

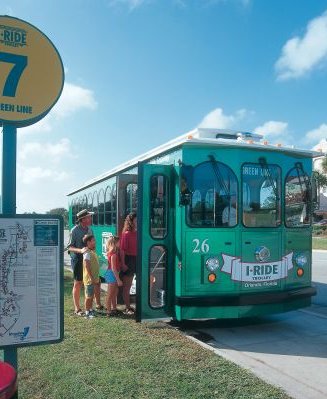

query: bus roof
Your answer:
[67,128,320,196]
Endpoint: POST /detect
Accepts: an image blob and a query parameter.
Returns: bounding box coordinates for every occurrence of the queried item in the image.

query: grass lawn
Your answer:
[2,272,291,399]
[313,236,327,250]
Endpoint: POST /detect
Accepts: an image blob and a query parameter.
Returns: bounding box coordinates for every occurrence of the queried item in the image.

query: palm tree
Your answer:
[314,170,327,188]
[322,156,327,174]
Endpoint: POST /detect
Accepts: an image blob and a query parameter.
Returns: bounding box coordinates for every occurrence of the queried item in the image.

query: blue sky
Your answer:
[1,0,327,212]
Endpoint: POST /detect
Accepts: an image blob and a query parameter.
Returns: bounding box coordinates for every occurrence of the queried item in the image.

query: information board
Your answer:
[0,215,63,348]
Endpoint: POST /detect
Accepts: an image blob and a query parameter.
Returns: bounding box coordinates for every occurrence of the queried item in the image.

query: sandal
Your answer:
[106,310,119,317]
[106,312,112,317]
[110,309,120,316]
[74,309,84,316]
[124,308,135,315]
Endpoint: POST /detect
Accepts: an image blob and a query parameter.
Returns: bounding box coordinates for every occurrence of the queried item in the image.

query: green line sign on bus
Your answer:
[0,16,64,127]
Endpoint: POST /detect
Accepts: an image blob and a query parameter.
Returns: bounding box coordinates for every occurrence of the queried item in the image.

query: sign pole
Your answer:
[2,123,18,398]
[2,123,17,214]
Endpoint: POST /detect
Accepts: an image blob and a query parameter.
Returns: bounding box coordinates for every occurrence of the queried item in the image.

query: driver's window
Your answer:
[186,161,238,227]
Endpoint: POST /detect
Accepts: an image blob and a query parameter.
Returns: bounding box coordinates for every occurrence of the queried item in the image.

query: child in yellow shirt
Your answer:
[82,234,100,319]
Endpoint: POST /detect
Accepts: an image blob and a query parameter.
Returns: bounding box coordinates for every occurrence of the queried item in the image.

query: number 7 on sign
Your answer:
[0,51,27,97]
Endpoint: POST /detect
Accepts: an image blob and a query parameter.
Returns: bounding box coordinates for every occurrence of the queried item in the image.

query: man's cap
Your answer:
[76,209,94,221]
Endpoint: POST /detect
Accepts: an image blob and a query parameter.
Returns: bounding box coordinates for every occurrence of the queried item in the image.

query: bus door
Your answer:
[117,174,138,235]
[136,163,175,322]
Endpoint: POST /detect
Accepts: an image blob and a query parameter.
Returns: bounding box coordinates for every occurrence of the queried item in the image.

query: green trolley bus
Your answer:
[67,128,318,321]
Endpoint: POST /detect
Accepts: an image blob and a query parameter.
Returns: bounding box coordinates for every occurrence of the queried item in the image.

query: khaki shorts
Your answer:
[84,284,94,298]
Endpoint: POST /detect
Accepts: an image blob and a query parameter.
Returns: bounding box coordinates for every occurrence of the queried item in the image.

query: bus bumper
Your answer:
[174,286,317,320]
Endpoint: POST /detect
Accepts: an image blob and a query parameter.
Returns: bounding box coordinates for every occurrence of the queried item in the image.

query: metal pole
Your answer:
[2,123,17,214]
[2,123,18,398]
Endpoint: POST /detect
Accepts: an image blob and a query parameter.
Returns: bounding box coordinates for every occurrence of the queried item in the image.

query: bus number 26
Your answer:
[192,239,209,253]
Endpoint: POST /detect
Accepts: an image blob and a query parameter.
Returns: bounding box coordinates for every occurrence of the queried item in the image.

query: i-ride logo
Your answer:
[221,252,294,282]
[0,24,27,47]
[9,326,30,341]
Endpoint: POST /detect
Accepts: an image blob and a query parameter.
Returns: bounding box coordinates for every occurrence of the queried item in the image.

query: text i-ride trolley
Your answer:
[67,128,319,321]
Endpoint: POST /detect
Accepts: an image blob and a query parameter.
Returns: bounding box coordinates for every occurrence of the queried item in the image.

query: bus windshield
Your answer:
[242,163,281,227]
[186,160,238,227]
[285,165,311,227]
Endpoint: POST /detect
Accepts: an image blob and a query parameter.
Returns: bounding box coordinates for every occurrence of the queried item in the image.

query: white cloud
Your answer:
[312,138,327,153]
[18,138,74,163]
[17,138,73,188]
[19,115,53,136]
[108,0,148,10]
[304,123,327,145]
[53,82,97,118]
[198,107,248,129]
[0,6,13,15]
[200,0,251,7]
[254,121,327,149]
[19,82,97,136]
[15,138,75,212]
[275,11,327,80]
[173,0,187,7]
[254,121,288,138]
[16,167,73,213]
[108,0,249,10]
[18,166,69,184]
[0,81,97,213]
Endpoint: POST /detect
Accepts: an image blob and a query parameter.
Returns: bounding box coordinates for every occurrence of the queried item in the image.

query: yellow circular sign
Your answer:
[0,16,64,127]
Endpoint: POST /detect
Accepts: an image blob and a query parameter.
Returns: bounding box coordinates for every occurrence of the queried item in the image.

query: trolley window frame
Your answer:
[149,173,169,240]
[284,164,312,228]
[241,161,282,228]
[183,160,239,228]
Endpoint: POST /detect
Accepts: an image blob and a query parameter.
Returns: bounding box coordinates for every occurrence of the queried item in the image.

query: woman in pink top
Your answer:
[120,212,137,315]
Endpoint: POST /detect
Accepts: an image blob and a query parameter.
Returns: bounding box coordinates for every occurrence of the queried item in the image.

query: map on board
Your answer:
[0,217,62,347]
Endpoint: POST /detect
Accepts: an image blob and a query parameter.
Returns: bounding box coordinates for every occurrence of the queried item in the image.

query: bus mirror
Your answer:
[312,171,320,210]
[180,190,191,206]
[179,164,193,206]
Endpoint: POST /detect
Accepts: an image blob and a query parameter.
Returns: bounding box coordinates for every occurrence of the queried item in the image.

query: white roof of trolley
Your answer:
[68,128,320,196]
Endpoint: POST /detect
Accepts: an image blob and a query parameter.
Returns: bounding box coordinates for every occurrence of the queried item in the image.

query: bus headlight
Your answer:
[205,257,219,272]
[294,254,308,267]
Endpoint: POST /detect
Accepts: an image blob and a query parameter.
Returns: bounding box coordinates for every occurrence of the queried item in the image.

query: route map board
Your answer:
[0,215,63,348]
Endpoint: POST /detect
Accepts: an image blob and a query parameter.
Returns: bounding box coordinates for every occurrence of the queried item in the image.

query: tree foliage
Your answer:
[47,207,68,228]
[321,156,327,174]
[315,170,327,188]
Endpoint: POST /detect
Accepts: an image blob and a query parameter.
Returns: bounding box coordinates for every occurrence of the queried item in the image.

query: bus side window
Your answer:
[126,183,138,216]
[105,185,112,225]
[150,175,168,239]
[92,191,98,225]
[98,189,105,225]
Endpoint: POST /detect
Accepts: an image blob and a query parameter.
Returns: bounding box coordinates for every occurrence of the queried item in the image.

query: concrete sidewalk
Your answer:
[185,309,327,399]
[183,250,327,399]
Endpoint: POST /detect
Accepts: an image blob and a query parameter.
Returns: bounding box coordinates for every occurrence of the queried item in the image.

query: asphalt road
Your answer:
[181,250,327,399]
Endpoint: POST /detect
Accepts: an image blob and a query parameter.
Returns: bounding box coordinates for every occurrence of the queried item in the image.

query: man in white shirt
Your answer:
[222,199,237,226]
